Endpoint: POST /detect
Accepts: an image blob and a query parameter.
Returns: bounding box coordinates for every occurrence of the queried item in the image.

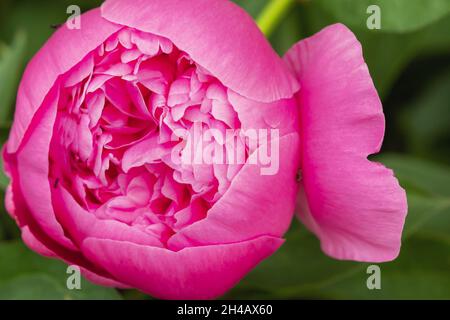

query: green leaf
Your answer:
[365,15,450,97]
[0,241,122,299]
[0,0,102,62]
[296,3,450,97]
[403,193,450,239]
[0,275,67,300]
[379,153,450,197]
[269,6,303,55]
[400,71,450,161]
[0,206,20,241]
[0,31,26,124]
[0,124,10,192]
[0,155,9,191]
[232,0,303,55]
[315,235,450,299]
[317,0,450,33]
[226,223,360,299]
[119,289,154,300]
[321,193,450,300]
[232,0,270,18]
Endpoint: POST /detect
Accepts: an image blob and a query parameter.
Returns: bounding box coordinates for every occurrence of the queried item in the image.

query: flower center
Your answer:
[49,28,249,245]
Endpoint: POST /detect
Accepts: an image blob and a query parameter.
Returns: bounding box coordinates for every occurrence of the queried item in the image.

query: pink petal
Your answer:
[12,88,77,251]
[125,82,152,118]
[6,146,124,285]
[21,225,128,288]
[86,92,106,128]
[173,198,207,231]
[77,114,94,161]
[101,0,299,103]
[21,226,56,258]
[211,100,239,128]
[131,31,163,56]
[168,133,300,250]
[167,78,190,107]
[7,9,122,153]
[64,55,95,88]
[122,134,170,172]
[284,24,407,262]
[53,186,164,248]
[228,90,299,136]
[81,235,283,299]
[5,185,16,221]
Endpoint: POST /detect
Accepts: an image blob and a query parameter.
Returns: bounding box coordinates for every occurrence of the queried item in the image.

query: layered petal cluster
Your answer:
[3,0,300,299]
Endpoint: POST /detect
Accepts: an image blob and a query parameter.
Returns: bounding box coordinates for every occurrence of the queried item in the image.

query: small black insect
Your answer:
[296,170,302,183]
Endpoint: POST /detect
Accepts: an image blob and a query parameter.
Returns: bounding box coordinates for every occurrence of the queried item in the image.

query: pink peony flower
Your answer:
[2,0,407,300]
[2,0,300,299]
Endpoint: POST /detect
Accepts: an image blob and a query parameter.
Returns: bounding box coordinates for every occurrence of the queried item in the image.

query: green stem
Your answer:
[256,0,296,37]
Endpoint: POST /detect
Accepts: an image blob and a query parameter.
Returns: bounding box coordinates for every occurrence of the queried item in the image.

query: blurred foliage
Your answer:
[0,0,449,299]
[400,70,450,162]
[0,0,103,60]
[317,0,450,33]
[0,31,26,125]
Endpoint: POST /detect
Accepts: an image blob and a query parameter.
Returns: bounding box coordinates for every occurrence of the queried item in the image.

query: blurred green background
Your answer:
[0,0,449,300]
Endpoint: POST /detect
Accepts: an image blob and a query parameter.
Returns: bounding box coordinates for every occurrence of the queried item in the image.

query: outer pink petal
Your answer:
[7,8,122,153]
[11,87,77,251]
[284,24,407,262]
[168,133,300,250]
[4,185,16,221]
[21,226,128,288]
[5,143,84,266]
[81,236,283,299]
[6,90,119,284]
[21,226,56,258]
[101,0,299,103]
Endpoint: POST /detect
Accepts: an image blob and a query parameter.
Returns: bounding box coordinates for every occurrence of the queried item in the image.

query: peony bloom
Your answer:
[2,0,407,300]
[2,0,300,299]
